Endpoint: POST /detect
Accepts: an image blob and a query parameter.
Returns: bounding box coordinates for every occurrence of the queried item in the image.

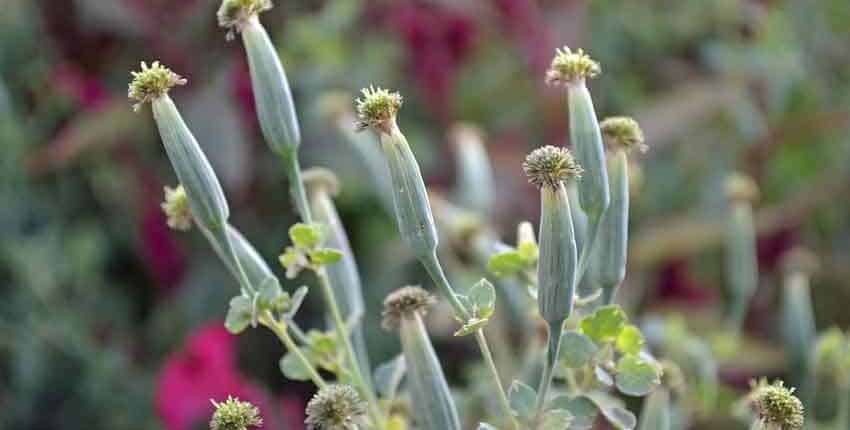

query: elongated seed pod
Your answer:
[240,15,301,155]
[304,168,371,378]
[538,184,579,324]
[567,82,610,218]
[781,249,817,391]
[724,174,759,330]
[593,151,629,304]
[152,96,229,232]
[205,223,275,288]
[637,389,671,430]
[451,123,494,213]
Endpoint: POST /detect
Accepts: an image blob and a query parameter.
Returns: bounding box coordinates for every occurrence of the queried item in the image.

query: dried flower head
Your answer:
[128,61,187,112]
[355,86,403,133]
[217,0,272,39]
[381,286,436,330]
[725,173,759,203]
[523,146,583,188]
[161,184,193,231]
[600,116,647,153]
[209,396,263,430]
[749,380,804,430]
[303,167,341,197]
[545,46,601,86]
[304,385,367,430]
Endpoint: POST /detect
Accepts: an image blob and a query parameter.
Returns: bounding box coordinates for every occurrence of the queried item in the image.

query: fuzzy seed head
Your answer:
[381,286,436,330]
[601,116,647,153]
[209,396,263,430]
[161,185,193,231]
[725,173,759,203]
[354,86,402,133]
[545,46,601,86]
[304,385,367,430]
[128,61,186,112]
[218,0,272,38]
[750,380,804,430]
[523,146,583,188]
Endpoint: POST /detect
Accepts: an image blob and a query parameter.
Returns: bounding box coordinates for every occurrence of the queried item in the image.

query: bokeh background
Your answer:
[2,0,849,429]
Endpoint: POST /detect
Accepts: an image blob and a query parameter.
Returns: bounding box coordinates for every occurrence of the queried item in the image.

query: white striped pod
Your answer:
[383,287,462,430]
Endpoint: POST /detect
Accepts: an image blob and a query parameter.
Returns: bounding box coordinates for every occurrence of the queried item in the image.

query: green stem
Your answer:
[535,321,563,417]
[260,311,327,389]
[836,385,849,430]
[475,329,520,430]
[282,150,313,223]
[316,269,385,428]
[420,251,469,319]
[576,215,601,284]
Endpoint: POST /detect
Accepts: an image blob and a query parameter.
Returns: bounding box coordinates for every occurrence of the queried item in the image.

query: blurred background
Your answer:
[1,0,849,429]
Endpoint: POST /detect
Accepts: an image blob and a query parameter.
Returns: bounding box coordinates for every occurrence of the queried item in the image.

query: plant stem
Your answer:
[475,329,520,430]
[534,321,563,417]
[316,269,385,429]
[836,385,849,430]
[260,311,327,389]
[282,150,313,223]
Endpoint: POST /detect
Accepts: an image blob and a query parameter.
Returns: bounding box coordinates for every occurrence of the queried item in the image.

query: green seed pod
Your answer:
[724,173,759,330]
[205,223,275,289]
[450,123,494,213]
[236,14,301,156]
[523,146,582,325]
[780,248,818,391]
[303,167,371,377]
[383,287,462,430]
[129,62,229,232]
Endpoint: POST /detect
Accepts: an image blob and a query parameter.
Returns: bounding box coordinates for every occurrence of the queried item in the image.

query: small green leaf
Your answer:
[278,247,308,279]
[289,223,323,249]
[279,352,311,381]
[224,295,252,334]
[548,395,598,430]
[539,408,573,430]
[257,276,284,307]
[615,355,661,396]
[309,248,343,265]
[616,325,645,355]
[487,250,526,277]
[517,241,539,263]
[283,285,308,319]
[594,365,614,387]
[374,355,406,399]
[508,380,537,418]
[469,278,496,319]
[453,317,490,337]
[559,331,598,368]
[580,305,628,343]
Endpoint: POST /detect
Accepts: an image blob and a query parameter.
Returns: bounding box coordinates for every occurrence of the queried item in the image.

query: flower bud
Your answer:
[209,396,262,430]
[217,0,272,40]
[130,62,229,232]
[161,184,193,231]
[305,384,367,430]
[383,287,462,430]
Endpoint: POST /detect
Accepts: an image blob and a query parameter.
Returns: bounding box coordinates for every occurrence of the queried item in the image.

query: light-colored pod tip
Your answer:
[523,145,583,188]
[600,116,647,153]
[449,122,485,147]
[545,46,601,85]
[750,380,804,430]
[381,286,436,330]
[128,61,186,112]
[161,185,193,231]
[302,167,340,197]
[355,86,402,133]
[724,172,759,203]
[781,247,819,275]
[209,396,263,430]
[304,384,366,430]
[217,0,272,37]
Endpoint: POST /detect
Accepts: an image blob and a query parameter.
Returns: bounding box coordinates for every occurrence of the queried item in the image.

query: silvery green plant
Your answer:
[724,172,760,331]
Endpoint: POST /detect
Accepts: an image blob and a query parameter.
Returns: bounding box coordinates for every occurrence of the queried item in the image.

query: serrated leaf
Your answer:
[309,248,343,265]
[508,380,537,418]
[616,325,645,355]
[469,278,496,319]
[289,223,323,249]
[615,356,661,396]
[539,408,573,430]
[374,355,406,399]
[580,305,628,343]
[279,352,311,381]
[548,395,598,430]
[560,331,598,368]
[487,250,525,277]
[224,295,252,334]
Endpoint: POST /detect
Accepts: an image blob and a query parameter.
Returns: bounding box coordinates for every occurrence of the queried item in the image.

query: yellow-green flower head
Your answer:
[304,384,367,430]
[128,61,187,112]
[209,396,263,430]
[355,86,403,133]
[217,0,272,38]
[523,145,583,189]
[381,286,436,330]
[545,46,601,86]
[161,184,193,231]
[750,380,804,430]
[725,172,759,204]
[600,116,647,153]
